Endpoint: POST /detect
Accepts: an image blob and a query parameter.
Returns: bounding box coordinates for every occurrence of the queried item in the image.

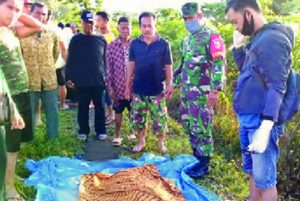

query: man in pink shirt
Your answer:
[106,17,135,146]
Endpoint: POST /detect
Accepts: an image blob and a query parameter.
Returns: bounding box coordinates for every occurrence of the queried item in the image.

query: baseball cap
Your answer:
[81,10,94,22]
[181,2,199,17]
[23,0,32,4]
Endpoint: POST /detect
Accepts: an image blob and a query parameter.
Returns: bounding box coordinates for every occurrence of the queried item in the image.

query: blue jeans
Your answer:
[238,114,281,189]
[30,90,59,139]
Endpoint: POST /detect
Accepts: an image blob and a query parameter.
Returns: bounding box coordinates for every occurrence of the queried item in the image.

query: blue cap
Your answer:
[81,10,94,22]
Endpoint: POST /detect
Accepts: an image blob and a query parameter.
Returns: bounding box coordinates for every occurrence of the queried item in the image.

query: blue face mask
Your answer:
[184,20,201,34]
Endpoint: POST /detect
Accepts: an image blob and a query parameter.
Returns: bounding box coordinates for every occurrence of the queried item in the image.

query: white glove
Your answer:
[233,30,246,49]
[247,120,274,154]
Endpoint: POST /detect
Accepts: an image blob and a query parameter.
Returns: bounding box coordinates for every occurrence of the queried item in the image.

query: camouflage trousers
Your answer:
[180,95,214,157]
[130,93,168,134]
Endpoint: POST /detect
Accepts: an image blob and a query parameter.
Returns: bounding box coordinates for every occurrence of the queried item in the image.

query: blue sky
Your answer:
[102,0,221,14]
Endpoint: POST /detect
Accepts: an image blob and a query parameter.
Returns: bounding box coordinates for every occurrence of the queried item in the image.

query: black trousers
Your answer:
[77,86,106,135]
[6,92,34,152]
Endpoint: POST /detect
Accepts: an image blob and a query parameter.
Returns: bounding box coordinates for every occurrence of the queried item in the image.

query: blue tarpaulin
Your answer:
[25,153,221,201]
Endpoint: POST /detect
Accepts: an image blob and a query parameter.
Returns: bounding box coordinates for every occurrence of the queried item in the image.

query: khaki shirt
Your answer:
[21,29,60,91]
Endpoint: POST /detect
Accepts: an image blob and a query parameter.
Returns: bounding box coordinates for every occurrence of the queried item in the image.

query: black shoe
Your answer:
[187,165,209,178]
[186,156,210,179]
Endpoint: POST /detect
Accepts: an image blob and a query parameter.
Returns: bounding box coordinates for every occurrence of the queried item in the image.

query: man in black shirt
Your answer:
[66,10,107,141]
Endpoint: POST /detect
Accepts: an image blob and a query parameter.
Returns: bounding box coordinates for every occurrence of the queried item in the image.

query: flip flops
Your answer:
[112,138,122,147]
[127,133,136,141]
[6,194,25,201]
[105,117,115,125]
[132,143,145,153]
[160,145,168,153]
[77,134,87,141]
[6,197,25,201]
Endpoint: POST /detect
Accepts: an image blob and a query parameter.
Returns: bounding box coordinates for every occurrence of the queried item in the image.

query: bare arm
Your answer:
[59,41,67,62]
[164,64,173,88]
[124,61,135,100]
[14,13,43,39]
[126,61,135,88]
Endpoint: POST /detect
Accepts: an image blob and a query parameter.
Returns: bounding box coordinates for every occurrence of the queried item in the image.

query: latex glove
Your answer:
[248,120,274,154]
[233,30,246,49]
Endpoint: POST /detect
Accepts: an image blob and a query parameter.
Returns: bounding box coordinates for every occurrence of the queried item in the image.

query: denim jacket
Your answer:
[232,22,294,122]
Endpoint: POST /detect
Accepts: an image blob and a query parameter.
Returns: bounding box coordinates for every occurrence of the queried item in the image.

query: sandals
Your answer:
[160,145,168,153]
[132,143,145,153]
[127,133,136,141]
[159,142,168,153]
[6,194,25,201]
[77,134,87,141]
[6,197,25,201]
[105,116,115,125]
[112,138,122,147]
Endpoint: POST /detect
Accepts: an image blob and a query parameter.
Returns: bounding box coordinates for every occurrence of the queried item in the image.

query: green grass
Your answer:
[16,109,250,200]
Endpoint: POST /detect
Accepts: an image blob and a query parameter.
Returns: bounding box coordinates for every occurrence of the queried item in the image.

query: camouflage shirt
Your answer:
[20,28,60,91]
[0,27,29,96]
[173,25,226,92]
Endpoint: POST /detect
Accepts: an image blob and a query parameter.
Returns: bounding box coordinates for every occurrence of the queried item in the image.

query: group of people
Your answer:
[0,0,296,200]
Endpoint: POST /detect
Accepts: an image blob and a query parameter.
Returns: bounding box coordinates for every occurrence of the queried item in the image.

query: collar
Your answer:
[139,33,160,44]
[116,36,132,45]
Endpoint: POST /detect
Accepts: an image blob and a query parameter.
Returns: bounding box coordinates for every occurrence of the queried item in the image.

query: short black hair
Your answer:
[65,23,71,28]
[57,22,64,29]
[30,2,46,13]
[225,0,261,14]
[96,11,110,21]
[138,12,155,26]
[118,17,129,25]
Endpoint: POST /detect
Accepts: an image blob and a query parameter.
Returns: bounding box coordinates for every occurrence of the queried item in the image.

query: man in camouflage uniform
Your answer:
[166,2,226,178]
[0,0,43,199]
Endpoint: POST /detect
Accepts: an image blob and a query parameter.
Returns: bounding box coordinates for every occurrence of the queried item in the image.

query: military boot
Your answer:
[186,156,210,179]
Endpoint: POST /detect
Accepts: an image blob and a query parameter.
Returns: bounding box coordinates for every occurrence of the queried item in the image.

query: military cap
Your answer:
[181,2,199,17]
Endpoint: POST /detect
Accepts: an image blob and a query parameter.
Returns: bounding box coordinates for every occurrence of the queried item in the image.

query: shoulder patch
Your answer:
[209,34,225,60]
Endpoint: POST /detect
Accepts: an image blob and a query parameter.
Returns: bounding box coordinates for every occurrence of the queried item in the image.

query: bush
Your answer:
[277,113,300,199]
[197,154,249,201]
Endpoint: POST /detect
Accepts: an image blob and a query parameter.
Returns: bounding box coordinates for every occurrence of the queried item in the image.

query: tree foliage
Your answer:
[41,0,103,24]
[201,2,226,25]
[40,1,300,199]
[154,8,181,21]
[271,0,300,15]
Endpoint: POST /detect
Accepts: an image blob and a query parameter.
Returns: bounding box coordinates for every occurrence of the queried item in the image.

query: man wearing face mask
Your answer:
[225,0,295,200]
[166,2,226,179]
